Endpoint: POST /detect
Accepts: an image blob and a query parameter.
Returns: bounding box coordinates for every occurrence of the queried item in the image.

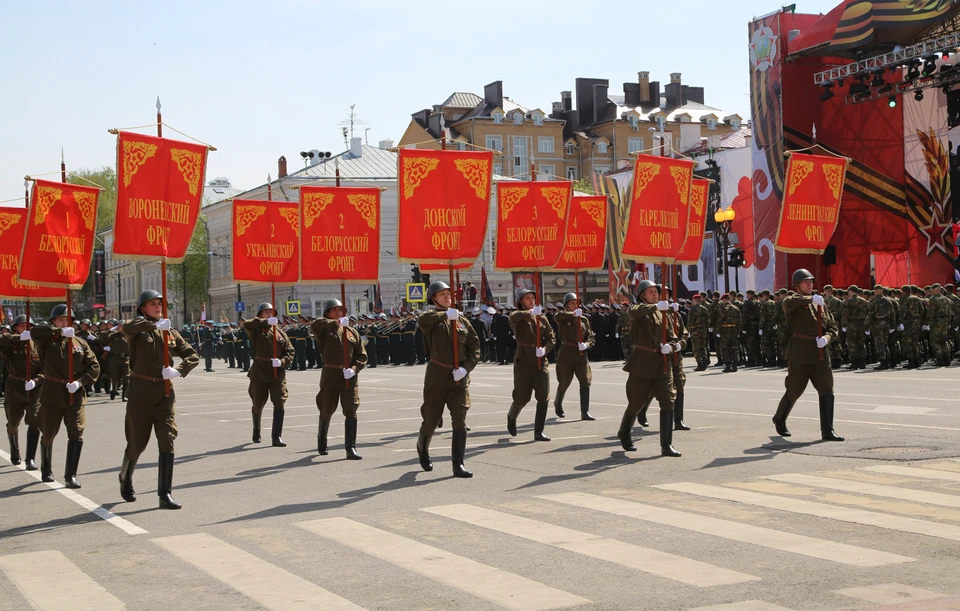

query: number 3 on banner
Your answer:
[339,214,344,229]
[532,206,538,221]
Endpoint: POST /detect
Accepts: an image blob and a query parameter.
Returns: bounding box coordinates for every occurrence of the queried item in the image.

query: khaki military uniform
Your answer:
[553,310,594,407]
[106,330,131,397]
[30,325,100,445]
[418,310,481,436]
[1,336,42,438]
[310,318,367,422]
[244,318,296,417]
[508,309,556,409]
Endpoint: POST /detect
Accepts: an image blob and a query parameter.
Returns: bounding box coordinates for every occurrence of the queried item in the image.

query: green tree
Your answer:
[167,218,209,324]
[572,176,594,195]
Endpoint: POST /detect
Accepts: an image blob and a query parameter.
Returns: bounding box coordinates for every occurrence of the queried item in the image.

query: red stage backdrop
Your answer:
[675,178,709,265]
[495,181,571,270]
[113,131,208,262]
[300,186,380,283]
[0,208,65,301]
[775,153,848,254]
[553,194,607,270]
[397,149,492,264]
[232,200,300,285]
[19,179,99,289]
[622,155,693,263]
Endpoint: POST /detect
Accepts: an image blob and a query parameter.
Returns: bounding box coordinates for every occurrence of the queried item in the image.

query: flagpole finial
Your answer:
[156,96,162,112]
[61,147,64,163]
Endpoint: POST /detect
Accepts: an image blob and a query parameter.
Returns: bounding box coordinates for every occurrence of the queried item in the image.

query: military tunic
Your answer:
[509,309,556,409]
[553,310,594,402]
[782,295,838,402]
[418,310,480,435]
[0,335,42,435]
[244,319,296,416]
[30,325,100,445]
[623,304,678,416]
[310,318,367,421]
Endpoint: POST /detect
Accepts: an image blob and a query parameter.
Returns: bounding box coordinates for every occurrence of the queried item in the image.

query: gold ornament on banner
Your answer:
[580,199,605,229]
[402,157,439,200]
[669,166,690,205]
[454,159,490,199]
[690,181,705,217]
[235,205,266,236]
[122,141,158,187]
[821,163,845,201]
[302,192,334,228]
[0,212,20,239]
[633,162,661,199]
[540,186,568,219]
[278,207,299,237]
[347,194,378,230]
[34,186,61,225]
[788,160,814,196]
[170,148,203,196]
[73,191,97,230]
[499,186,529,221]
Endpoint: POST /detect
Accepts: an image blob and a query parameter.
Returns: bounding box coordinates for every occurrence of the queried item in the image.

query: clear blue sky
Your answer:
[0,0,840,201]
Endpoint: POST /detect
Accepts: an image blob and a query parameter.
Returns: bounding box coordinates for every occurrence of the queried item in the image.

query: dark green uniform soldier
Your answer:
[758,290,777,366]
[311,299,367,459]
[822,286,845,368]
[743,290,762,367]
[772,269,843,442]
[552,292,595,421]
[244,302,296,447]
[841,285,868,369]
[29,304,100,487]
[774,289,790,367]
[865,284,897,369]
[718,294,741,372]
[119,290,200,509]
[928,284,954,367]
[103,324,130,401]
[618,280,681,457]
[688,294,710,370]
[1,316,42,470]
[506,288,557,442]
[900,285,926,369]
[416,281,481,478]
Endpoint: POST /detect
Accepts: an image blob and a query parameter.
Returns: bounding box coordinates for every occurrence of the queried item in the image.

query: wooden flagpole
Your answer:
[336,164,351,387]
[61,152,76,404]
[439,137,460,383]
[23,181,32,401]
[661,262,669,374]
[267,177,279,378]
[157,104,172,396]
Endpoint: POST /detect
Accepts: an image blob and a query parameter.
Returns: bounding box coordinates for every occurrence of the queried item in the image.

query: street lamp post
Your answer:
[96,270,121,318]
[713,207,736,294]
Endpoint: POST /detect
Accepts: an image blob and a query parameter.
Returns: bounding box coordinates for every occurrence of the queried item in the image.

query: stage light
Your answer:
[944,51,951,60]
[941,63,954,76]
[922,56,939,77]
[915,90,924,101]
[905,60,922,81]
[888,96,897,108]
[849,76,869,95]
[870,70,885,88]
[820,85,835,102]
[878,84,893,95]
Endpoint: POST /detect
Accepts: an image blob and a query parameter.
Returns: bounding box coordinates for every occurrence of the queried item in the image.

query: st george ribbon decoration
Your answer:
[495,181,572,270]
[0,208,64,301]
[113,130,209,262]
[397,148,493,264]
[300,186,381,283]
[674,178,710,265]
[232,200,300,285]
[775,152,849,254]
[553,194,607,271]
[18,179,100,289]
[621,154,694,264]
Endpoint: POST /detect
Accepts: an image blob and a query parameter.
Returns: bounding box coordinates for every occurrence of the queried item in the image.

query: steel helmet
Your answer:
[791,268,815,286]
[562,292,578,305]
[137,289,164,315]
[49,304,73,321]
[13,315,33,326]
[516,288,536,303]
[322,299,344,317]
[256,302,275,317]
[426,280,451,305]
[636,279,659,294]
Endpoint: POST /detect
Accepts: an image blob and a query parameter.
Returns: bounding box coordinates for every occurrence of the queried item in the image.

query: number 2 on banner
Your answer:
[271,224,275,238]
[339,213,344,229]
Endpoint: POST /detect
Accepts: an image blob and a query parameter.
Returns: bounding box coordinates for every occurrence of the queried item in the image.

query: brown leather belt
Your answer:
[255,357,275,362]
[562,341,580,347]
[632,344,657,353]
[323,364,344,369]
[722,324,737,328]
[132,372,163,383]
[793,334,816,340]
[430,358,452,369]
[46,377,71,384]
[518,342,537,347]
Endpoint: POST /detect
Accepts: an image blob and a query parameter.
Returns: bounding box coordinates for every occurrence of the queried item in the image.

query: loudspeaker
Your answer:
[823,245,837,266]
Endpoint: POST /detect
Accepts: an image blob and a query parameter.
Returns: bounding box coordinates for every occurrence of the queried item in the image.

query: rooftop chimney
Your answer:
[670,72,682,84]
[623,82,641,107]
[350,137,362,158]
[552,101,563,112]
[277,155,288,178]
[484,81,503,109]
[638,72,651,103]
[591,82,609,125]
[378,139,394,150]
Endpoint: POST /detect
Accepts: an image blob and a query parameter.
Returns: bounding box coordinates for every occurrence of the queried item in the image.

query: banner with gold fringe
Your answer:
[774,152,848,254]
[674,178,710,265]
[232,199,300,286]
[495,180,571,271]
[552,194,607,271]
[0,208,65,301]
[300,186,381,284]
[622,154,693,264]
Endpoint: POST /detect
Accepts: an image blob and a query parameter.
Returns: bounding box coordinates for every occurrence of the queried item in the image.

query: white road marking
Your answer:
[0,550,125,610]
[688,602,797,611]
[863,465,960,482]
[852,405,937,415]
[393,435,601,452]
[833,582,943,604]
[768,474,960,509]
[153,533,365,611]
[296,517,590,610]
[542,492,913,567]
[655,483,960,542]
[422,504,758,587]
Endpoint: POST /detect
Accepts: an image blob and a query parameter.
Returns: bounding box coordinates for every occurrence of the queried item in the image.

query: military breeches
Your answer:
[420,385,470,436]
[781,360,834,409]
[40,399,86,445]
[108,358,129,389]
[4,386,41,435]
[555,361,591,403]
[512,367,550,409]
[625,373,674,417]
[124,395,178,460]
[249,378,288,415]
[316,385,360,421]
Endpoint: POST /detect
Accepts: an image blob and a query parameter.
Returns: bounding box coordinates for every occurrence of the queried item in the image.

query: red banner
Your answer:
[775,152,848,254]
[0,208,65,301]
[18,180,99,289]
[495,181,571,271]
[552,194,607,270]
[397,148,493,264]
[622,154,693,264]
[232,200,300,285]
[113,131,209,262]
[300,186,381,284]
[420,262,472,271]
[674,178,710,265]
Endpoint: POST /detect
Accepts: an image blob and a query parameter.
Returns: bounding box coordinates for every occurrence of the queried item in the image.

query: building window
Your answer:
[486,135,502,152]
[492,111,503,124]
[656,116,666,131]
[512,136,528,171]
[533,113,543,126]
[538,136,554,154]
[457,141,467,151]
[707,118,718,130]
[596,141,608,154]
[513,112,523,125]
[594,165,611,174]
[628,137,644,153]
[730,118,742,129]
[539,165,555,180]
[565,143,575,155]
[628,115,639,128]
[566,166,578,180]
[493,161,503,176]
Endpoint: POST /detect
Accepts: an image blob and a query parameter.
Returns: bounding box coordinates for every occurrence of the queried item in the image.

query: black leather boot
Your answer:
[580,386,595,421]
[637,405,650,427]
[660,410,681,457]
[317,418,329,455]
[674,393,690,431]
[772,395,793,437]
[554,396,565,418]
[534,401,551,441]
[252,412,262,443]
[63,439,83,489]
[119,456,137,502]
[271,410,286,447]
[157,452,181,510]
[507,402,519,437]
[819,394,844,441]
[618,412,637,451]
[416,432,433,472]
[875,360,889,370]
[7,433,20,466]
[344,417,362,460]
[451,428,472,478]
[40,444,54,482]
[24,427,39,471]
[437,415,443,429]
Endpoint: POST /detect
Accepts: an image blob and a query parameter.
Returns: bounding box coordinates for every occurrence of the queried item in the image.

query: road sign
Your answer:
[235,301,245,313]
[286,300,301,316]
[406,283,426,303]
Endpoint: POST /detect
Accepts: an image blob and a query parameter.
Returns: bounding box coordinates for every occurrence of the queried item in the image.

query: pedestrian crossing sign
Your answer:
[406,283,426,303]
[285,300,301,316]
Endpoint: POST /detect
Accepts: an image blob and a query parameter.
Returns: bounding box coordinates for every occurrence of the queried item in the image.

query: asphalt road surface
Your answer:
[2,360,960,611]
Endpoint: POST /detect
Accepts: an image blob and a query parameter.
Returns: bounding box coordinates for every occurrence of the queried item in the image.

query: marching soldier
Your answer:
[86,322,105,395]
[244,303,296,447]
[236,323,250,372]
[200,322,215,372]
[552,292,595,421]
[119,290,200,509]
[688,294,710,370]
[841,285,868,370]
[928,284,954,367]
[105,322,130,401]
[772,269,843,442]
[29,305,100,487]
[865,284,897,370]
[402,315,417,366]
[743,290,762,367]
[493,305,510,365]
[1,315,42,470]
[900,285,925,369]
[758,290,777,366]
[416,281,481,478]
[506,288,557,442]
[822,285,845,368]
[718,294,741,373]
[311,299,367,459]
[637,288,690,430]
[617,303,633,362]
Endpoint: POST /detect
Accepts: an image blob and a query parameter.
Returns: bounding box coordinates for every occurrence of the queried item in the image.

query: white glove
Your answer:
[578,342,588,352]
[452,367,467,382]
[66,381,80,394]
[25,379,36,391]
[660,343,672,354]
[656,300,669,311]
[574,308,582,317]
[816,336,829,349]
[898,324,904,331]
[338,316,350,326]
[271,358,282,368]
[923,325,930,331]
[773,325,778,330]
[865,330,871,336]
[103,346,111,352]
[671,302,680,312]
[841,327,847,333]
[267,317,278,326]
[759,329,763,336]
[343,368,356,380]
[535,347,546,358]
[708,327,713,333]
[888,328,894,334]
[531,306,543,315]
[61,327,75,338]
[716,333,721,338]
[156,319,171,331]
[812,295,825,307]
[111,326,118,332]
[19,330,30,341]
[87,334,96,340]
[672,343,682,353]
[162,366,180,380]
[446,308,459,320]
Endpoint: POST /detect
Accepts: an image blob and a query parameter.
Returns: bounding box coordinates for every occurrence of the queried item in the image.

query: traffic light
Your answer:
[363,289,370,298]
[422,273,430,285]
[411,264,421,283]
[727,249,746,268]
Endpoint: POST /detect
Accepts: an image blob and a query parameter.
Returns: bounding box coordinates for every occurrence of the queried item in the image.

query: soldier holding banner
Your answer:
[1,315,42,470]
[244,302,296,447]
[552,292,595,421]
[506,288,557,442]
